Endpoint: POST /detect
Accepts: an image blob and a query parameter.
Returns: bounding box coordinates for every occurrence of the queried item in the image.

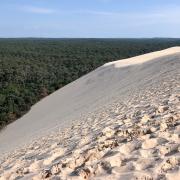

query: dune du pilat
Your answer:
[0,47,180,179]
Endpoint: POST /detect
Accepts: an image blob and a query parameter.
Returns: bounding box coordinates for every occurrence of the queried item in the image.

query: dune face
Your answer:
[0,47,180,179]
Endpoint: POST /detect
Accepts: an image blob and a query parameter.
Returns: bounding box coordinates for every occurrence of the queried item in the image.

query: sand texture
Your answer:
[0,47,180,179]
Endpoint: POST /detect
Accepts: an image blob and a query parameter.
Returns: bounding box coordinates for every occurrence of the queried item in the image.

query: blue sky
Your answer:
[0,0,180,38]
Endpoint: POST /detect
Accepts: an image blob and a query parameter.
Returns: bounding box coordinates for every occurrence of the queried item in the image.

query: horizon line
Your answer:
[0,37,180,39]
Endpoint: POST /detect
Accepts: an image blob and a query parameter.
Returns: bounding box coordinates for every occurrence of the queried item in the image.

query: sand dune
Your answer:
[0,47,180,179]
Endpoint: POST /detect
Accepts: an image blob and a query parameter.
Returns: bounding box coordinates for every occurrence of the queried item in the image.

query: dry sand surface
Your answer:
[0,47,180,179]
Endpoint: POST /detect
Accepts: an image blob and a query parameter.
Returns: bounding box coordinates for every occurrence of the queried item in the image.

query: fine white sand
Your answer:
[0,47,180,180]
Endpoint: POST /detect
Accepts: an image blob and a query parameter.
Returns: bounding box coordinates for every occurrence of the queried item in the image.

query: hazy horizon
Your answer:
[0,37,180,39]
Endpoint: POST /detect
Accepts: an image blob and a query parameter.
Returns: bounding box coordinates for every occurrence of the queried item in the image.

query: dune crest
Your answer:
[105,47,180,68]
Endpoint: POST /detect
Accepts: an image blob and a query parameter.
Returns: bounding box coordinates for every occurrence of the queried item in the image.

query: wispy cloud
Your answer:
[18,4,180,25]
[68,7,180,24]
[21,6,56,14]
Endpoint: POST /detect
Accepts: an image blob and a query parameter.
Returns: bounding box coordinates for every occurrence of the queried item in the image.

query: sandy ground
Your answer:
[0,47,180,179]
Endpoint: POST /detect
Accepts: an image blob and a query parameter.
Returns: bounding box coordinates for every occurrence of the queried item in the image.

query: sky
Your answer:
[0,0,180,38]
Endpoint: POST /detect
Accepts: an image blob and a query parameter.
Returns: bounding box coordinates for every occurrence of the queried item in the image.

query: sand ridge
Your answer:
[105,47,180,68]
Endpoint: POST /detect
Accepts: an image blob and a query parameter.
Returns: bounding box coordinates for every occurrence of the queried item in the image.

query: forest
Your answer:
[0,38,180,129]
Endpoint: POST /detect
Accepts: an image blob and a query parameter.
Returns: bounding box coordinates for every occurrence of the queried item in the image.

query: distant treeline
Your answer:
[0,38,180,128]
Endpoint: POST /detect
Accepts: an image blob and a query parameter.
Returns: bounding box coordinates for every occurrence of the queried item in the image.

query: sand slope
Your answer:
[0,47,180,154]
[0,47,180,180]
